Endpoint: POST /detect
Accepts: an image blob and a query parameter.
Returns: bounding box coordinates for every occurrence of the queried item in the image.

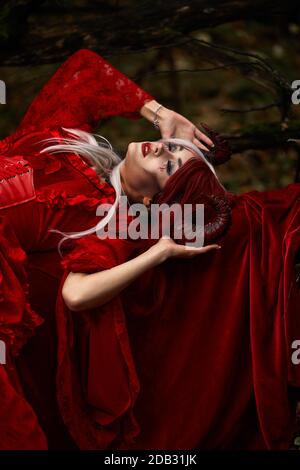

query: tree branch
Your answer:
[183,38,292,120]
[0,0,298,66]
[220,103,280,114]
[225,121,300,153]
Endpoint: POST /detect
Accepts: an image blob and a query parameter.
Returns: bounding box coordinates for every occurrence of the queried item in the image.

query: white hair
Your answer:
[40,128,222,254]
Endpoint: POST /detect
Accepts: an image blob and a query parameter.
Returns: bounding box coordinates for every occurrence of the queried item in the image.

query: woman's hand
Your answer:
[149,236,221,262]
[157,107,214,152]
[140,99,214,152]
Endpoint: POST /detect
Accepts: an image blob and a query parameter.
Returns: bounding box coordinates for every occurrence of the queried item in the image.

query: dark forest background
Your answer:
[1,0,300,193]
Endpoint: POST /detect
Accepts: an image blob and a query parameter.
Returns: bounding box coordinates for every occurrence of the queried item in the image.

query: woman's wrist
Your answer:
[147,240,171,264]
[140,99,169,126]
[148,238,172,264]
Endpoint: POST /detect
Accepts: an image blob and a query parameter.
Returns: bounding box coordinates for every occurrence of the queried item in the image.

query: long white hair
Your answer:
[40,128,221,254]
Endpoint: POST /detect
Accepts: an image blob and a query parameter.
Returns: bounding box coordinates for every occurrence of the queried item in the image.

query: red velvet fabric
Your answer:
[0,48,153,449]
[58,158,300,450]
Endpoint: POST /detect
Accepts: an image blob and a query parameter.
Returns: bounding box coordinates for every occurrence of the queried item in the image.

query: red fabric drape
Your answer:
[58,158,300,450]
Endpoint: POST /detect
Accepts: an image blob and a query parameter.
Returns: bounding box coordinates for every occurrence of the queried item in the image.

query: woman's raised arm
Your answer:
[17,49,154,134]
[17,48,214,150]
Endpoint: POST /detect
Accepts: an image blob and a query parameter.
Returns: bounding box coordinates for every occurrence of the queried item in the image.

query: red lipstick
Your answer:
[142,142,151,157]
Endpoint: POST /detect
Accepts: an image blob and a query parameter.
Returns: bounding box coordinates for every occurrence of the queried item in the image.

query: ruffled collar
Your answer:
[0,127,115,196]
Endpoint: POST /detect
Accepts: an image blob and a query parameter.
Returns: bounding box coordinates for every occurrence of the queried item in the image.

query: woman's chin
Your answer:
[125,142,143,165]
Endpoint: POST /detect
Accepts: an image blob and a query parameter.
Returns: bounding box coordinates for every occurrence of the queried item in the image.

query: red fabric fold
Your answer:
[0,361,47,450]
[0,215,46,449]
[57,237,142,449]
[243,185,300,449]
[0,215,43,354]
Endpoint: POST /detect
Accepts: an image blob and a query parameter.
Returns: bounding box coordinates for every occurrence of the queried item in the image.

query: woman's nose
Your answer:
[153,142,164,156]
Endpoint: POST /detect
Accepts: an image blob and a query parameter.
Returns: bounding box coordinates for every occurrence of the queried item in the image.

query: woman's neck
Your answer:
[119,162,143,204]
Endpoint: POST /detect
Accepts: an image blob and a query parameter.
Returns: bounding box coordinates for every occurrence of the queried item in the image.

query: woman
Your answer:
[0,48,217,449]
[54,132,300,448]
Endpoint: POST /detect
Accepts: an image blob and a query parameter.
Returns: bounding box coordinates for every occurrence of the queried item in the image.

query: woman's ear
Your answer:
[142,196,152,208]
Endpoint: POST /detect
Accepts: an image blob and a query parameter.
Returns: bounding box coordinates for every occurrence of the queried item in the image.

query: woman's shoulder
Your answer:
[61,234,108,274]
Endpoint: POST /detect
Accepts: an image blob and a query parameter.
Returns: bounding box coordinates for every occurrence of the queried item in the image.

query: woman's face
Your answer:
[120,140,197,202]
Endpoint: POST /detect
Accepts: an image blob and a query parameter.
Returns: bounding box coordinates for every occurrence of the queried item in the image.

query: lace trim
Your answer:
[36,189,114,211]
[64,150,116,196]
[0,157,31,182]
[0,157,36,210]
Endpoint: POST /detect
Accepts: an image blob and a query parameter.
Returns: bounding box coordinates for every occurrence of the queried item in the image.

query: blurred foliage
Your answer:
[0,3,300,194]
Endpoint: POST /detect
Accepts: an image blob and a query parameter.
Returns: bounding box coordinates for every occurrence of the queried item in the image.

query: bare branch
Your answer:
[182,38,292,120]
[0,0,298,66]
[220,103,280,114]
[131,62,257,81]
[225,121,300,153]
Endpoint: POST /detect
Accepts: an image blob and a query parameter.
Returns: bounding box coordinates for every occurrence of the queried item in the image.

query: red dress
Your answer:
[0,48,153,449]
[58,158,300,450]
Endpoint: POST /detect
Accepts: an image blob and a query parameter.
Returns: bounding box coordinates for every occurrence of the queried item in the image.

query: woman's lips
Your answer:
[142,142,151,157]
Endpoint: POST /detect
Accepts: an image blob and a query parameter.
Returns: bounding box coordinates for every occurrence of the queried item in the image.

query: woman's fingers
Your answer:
[185,244,221,253]
[192,137,210,152]
[195,128,214,147]
[158,237,222,260]
[173,243,222,258]
[200,244,221,252]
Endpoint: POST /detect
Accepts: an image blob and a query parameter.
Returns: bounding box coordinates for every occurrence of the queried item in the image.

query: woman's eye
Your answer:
[166,160,173,175]
[167,143,183,152]
[168,143,177,152]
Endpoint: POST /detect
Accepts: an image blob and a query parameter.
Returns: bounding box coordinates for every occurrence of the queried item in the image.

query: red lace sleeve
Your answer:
[18,49,154,134]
